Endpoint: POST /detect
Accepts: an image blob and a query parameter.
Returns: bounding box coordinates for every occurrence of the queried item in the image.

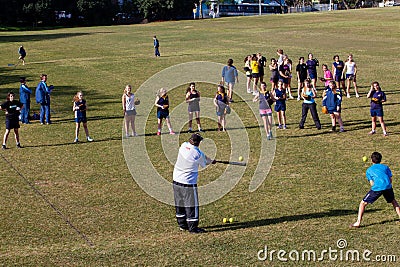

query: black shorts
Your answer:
[252,73,260,79]
[5,118,20,129]
[363,188,395,204]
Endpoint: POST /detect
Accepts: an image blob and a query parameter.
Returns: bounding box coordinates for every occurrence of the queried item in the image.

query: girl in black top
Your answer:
[0,92,23,149]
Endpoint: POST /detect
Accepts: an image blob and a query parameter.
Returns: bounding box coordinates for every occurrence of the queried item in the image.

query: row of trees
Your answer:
[0,0,373,27]
[0,0,195,27]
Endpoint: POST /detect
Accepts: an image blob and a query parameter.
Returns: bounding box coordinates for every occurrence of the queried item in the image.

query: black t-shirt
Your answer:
[1,100,23,120]
[296,63,308,80]
[258,56,267,75]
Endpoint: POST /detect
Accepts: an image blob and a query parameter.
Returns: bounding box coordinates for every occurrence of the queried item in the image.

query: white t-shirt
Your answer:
[345,61,356,75]
[173,142,207,185]
[125,93,136,111]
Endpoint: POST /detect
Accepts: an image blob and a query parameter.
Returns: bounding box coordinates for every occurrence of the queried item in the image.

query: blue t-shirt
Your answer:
[303,90,315,104]
[222,66,238,83]
[370,91,386,110]
[306,59,318,75]
[366,163,392,191]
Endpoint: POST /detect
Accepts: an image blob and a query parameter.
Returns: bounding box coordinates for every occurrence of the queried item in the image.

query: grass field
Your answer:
[1,7,400,266]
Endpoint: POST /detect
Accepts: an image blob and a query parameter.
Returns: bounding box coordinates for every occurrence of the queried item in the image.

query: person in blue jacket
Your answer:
[35,74,54,125]
[153,36,160,57]
[322,81,344,132]
[19,77,31,124]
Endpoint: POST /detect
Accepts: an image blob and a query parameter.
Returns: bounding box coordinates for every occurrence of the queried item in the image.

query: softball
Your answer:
[238,156,243,162]
[362,156,368,162]
[229,218,234,223]
[223,218,227,223]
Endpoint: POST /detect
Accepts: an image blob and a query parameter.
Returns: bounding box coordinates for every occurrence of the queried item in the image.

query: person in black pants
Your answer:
[299,79,321,130]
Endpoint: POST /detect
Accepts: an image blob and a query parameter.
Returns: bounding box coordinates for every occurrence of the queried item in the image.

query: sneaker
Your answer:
[87,137,93,142]
[368,130,376,135]
[252,91,257,96]
[198,129,204,133]
[179,227,188,231]
[267,134,271,140]
[289,95,294,99]
[157,131,161,136]
[269,131,273,138]
[133,132,138,137]
[347,94,351,98]
[383,132,388,137]
[247,88,252,94]
[356,94,360,98]
[2,144,6,150]
[189,227,206,234]
[74,138,79,143]
[297,96,301,101]
[126,134,130,138]
[169,131,176,135]
[188,129,193,133]
[283,125,287,129]
[16,143,22,148]
[277,124,282,129]
[340,127,345,132]
[331,126,336,132]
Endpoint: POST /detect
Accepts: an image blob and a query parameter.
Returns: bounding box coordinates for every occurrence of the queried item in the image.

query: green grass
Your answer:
[1,7,400,266]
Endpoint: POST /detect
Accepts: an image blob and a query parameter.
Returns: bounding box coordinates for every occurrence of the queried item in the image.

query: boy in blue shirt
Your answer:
[350,152,400,228]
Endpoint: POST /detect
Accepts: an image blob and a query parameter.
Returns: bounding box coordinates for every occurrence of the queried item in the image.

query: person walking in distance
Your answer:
[153,36,160,57]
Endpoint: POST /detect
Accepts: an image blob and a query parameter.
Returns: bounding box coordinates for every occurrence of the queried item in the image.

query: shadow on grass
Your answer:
[206,209,381,232]
[0,32,114,43]
[363,218,399,228]
[22,136,121,148]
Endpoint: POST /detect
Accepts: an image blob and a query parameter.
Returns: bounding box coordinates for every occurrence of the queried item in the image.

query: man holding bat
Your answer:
[173,133,216,234]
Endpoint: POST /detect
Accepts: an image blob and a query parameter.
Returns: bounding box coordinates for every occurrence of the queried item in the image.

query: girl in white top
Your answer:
[122,85,137,137]
[343,54,359,98]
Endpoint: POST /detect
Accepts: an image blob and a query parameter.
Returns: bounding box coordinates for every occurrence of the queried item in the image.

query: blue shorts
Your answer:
[157,110,169,119]
[75,117,87,123]
[334,74,343,82]
[346,74,356,81]
[308,72,317,80]
[363,188,395,204]
[274,103,286,112]
[370,109,383,117]
[279,77,289,84]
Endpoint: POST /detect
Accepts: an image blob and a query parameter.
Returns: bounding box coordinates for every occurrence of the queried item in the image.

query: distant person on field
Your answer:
[250,54,260,95]
[244,55,252,93]
[343,53,359,98]
[296,57,308,101]
[0,92,23,149]
[221,58,238,103]
[18,46,26,65]
[153,36,160,57]
[122,84,138,137]
[193,4,197,19]
[173,133,216,234]
[350,152,400,228]
[253,82,273,140]
[367,81,387,136]
[155,88,175,135]
[186,82,203,133]
[332,55,345,91]
[299,79,321,130]
[257,53,267,83]
[214,84,229,132]
[35,74,53,125]
[73,91,93,143]
[273,80,287,129]
[306,53,319,90]
[19,77,31,124]
[320,64,334,89]
[269,58,279,91]
[322,81,344,132]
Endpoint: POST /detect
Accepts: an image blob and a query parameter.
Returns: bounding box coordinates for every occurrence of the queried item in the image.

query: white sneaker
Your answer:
[87,136,93,142]
[347,94,350,98]
[74,138,79,143]
[247,88,252,93]
[133,132,138,137]
[252,91,257,96]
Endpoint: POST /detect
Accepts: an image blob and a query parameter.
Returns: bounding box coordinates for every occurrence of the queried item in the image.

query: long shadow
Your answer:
[363,218,399,228]
[0,32,111,43]
[22,136,121,148]
[205,209,381,232]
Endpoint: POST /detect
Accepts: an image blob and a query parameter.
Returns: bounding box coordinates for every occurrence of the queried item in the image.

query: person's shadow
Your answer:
[205,209,381,232]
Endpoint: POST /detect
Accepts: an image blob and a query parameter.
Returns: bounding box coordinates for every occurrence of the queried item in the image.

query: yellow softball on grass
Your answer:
[223,218,227,223]
[229,218,234,223]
